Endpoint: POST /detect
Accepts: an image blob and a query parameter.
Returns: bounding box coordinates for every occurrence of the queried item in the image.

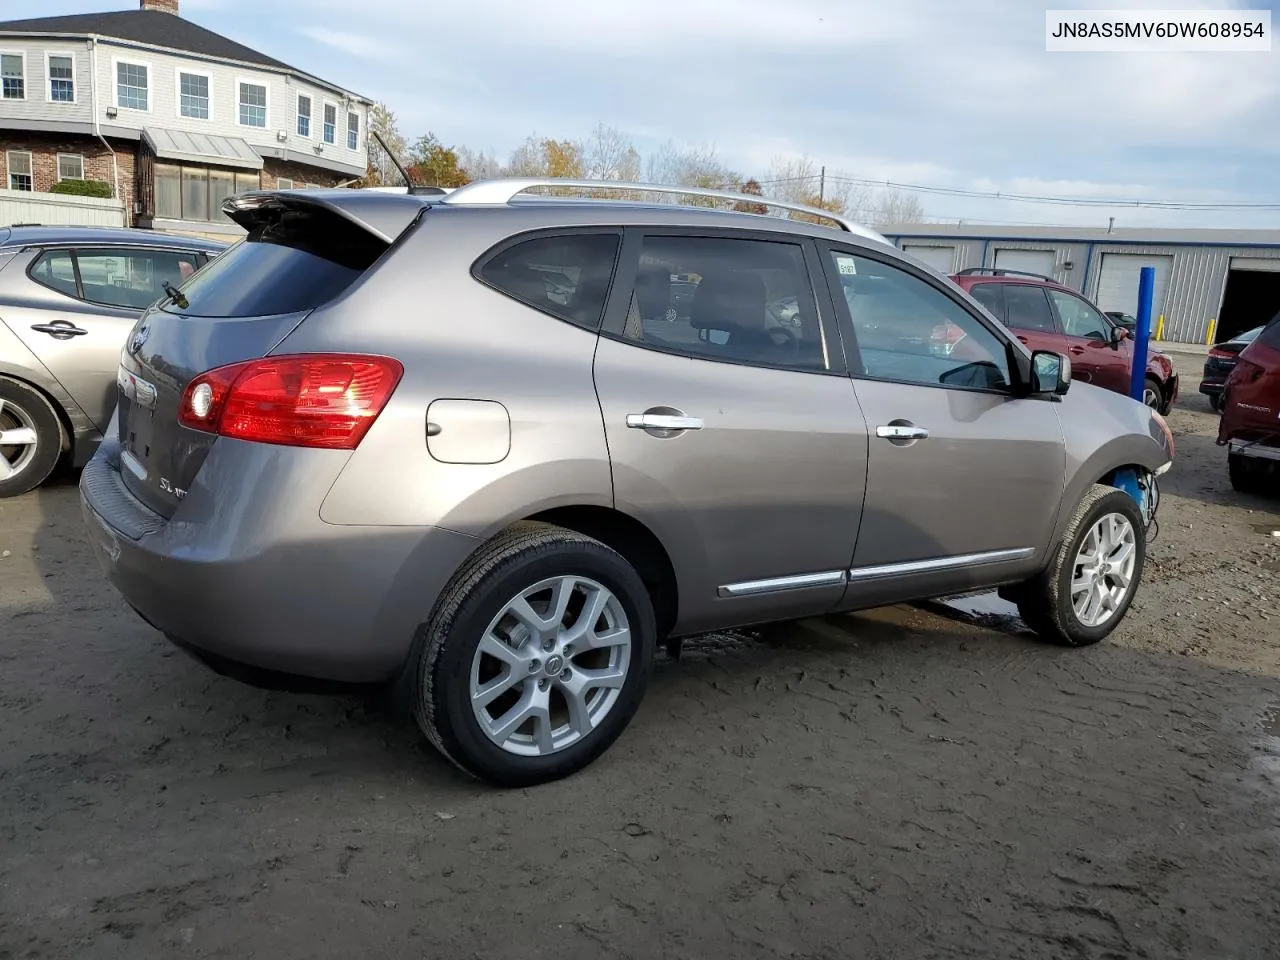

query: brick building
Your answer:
[0,0,371,235]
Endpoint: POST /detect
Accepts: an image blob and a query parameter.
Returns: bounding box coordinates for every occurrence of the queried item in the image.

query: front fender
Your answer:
[1049,383,1172,550]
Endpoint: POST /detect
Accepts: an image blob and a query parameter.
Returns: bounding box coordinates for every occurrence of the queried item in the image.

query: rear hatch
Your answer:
[1219,318,1280,446]
[115,191,427,517]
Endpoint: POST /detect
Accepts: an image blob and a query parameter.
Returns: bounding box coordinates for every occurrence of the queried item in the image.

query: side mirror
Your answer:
[1110,326,1130,347]
[1031,350,1071,396]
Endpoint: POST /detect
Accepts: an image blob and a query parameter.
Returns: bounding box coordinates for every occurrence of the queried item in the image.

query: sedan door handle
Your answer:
[876,424,929,441]
[31,321,88,338]
[626,413,703,431]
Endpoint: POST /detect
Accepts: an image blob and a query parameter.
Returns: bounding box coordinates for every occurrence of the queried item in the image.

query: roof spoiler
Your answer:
[222,189,431,244]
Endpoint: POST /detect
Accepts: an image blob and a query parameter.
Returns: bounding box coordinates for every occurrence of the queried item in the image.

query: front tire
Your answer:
[411,522,655,787]
[1016,484,1146,647]
[0,378,64,499]
[1142,376,1163,410]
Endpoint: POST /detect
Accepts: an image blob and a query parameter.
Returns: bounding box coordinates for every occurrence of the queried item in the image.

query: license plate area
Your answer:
[117,366,159,479]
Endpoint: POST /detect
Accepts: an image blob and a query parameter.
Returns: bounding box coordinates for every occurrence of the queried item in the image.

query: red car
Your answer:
[945,268,1179,413]
[1218,314,1280,495]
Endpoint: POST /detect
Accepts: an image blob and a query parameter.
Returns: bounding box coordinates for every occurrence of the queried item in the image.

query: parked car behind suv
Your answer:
[80,182,1174,786]
[1218,313,1280,494]
[1201,325,1264,412]
[0,226,224,497]
[947,268,1178,413]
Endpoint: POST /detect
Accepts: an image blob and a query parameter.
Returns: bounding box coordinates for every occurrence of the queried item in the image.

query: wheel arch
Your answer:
[0,370,73,457]
[524,504,680,640]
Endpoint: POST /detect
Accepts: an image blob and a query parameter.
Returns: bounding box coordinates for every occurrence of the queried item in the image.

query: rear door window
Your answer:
[967,282,1006,322]
[1002,284,1058,333]
[166,205,389,318]
[1047,289,1110,340]
[477,233,621,331]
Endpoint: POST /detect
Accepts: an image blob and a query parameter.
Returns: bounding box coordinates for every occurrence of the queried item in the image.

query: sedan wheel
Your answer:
[0,380,64,498]
[1142,377,1162,409]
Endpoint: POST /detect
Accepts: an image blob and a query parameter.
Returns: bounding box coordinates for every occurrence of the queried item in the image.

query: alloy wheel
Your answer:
[1071,513,1137,628]
[0,398,39,482]
[470,576,632,757]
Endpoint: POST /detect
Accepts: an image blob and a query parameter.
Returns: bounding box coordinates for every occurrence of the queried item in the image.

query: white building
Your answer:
[0,0,371,235]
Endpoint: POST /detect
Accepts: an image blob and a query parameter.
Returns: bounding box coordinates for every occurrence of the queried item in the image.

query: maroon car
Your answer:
[946,268,1179,413]
[1218,314,1280,495]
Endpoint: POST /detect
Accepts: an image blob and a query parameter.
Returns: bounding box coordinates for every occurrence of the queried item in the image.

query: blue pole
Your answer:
[1129,266,1155,401]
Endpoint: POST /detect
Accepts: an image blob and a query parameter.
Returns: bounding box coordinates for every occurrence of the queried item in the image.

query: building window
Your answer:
[238,81,267,127]
[116,60,149,111]
[6,151,32,191]
[57,154,84,181]
[296,94,311,137]
[277,177,293,189]
[155,162,259,222]
[179,71,210,119]
[48,54,74,103]
[347,111,360,151]
[323,102,336,144]
[1,53,24,100]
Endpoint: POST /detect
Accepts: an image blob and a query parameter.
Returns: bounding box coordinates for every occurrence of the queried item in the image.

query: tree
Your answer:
[733,178,769,215]
[869,189,926,226]
[455,146,503,181]
[583,123,641,182]
[542,138,585,179]
[408,132,471,188]
[645,141,740,206]
[365,101,409,186]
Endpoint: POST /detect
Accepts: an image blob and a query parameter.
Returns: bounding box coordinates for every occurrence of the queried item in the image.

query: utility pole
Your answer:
[819,166,825,205]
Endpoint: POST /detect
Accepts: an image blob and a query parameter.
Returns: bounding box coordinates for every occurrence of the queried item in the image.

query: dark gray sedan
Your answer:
[0,226,224,496]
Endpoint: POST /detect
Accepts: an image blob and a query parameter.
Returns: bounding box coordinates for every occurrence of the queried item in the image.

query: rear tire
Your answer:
[1016,484,1146,647]
[1208,393,1223,413]
[410,522,655,787]
[1142,376,1162,410]
[1229,452,1270,496]
[0,378,63,499]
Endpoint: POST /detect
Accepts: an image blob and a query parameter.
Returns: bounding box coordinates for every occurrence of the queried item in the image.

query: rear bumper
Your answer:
[79,438,480,683]
[1198,379,1224,396]
[1229,438,1280,462]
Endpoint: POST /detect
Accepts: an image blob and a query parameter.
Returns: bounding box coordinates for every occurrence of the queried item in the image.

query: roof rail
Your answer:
[955,266,1056,283]
[440,178,889,245]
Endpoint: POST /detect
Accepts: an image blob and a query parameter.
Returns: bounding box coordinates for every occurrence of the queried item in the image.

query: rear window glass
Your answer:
[1258,314,1280,349]
[967,282,1005,322]
[163,205,388,318]
[29,250,78,298]
[477,233,620,330]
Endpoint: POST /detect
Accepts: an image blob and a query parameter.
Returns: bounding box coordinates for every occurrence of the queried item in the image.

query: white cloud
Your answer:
[297,26,386,60]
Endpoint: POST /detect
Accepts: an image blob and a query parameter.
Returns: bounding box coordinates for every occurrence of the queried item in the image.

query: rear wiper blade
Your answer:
[162,280,189,310]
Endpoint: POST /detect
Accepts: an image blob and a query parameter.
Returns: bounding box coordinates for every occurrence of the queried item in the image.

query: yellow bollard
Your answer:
[1155,314,1165,340]
[1205,318,1217,345]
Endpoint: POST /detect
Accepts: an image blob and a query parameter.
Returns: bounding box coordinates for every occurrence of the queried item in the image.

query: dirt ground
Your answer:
[2,392,1279,960]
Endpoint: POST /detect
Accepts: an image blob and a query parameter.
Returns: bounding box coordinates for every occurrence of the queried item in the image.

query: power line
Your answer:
[747,172,1280,211]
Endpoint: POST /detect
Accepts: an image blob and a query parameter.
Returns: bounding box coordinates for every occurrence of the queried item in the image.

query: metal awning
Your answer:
[142,128,263,171]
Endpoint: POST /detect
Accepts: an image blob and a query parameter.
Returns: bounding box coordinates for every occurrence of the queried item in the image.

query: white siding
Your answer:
[0,38,93,126]
[90,40,368,171]
[0,186,124,227]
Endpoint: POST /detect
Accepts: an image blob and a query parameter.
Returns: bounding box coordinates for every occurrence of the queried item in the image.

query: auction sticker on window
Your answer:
[1046,9,1271,52]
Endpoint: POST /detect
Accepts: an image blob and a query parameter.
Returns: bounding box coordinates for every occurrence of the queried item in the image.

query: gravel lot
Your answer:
[2,393,1279,960]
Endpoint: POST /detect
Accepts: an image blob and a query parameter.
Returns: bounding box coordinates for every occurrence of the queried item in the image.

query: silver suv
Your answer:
[0,226,223,497]
[80,180,1175,786]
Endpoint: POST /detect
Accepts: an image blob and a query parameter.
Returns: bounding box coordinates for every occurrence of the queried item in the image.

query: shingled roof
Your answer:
[0,9,294,73]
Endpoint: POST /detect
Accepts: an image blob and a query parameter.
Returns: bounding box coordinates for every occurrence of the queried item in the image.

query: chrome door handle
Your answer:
[876,424,929,441]
[31,321,88,338]
[626,414,703,431]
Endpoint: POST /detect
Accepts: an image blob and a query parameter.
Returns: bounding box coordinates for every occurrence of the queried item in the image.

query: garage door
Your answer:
[901,244,955,274]
[993,248,1055,279]
[1095,253,1172,320]
[1230,257,1280,273]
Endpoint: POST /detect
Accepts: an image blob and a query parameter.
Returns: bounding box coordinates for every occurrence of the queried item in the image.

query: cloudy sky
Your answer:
[84,0,1280,228]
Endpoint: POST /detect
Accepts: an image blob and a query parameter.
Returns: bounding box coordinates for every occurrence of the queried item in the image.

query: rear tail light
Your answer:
[1208,347,1235,360]
[179,354,403,449]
